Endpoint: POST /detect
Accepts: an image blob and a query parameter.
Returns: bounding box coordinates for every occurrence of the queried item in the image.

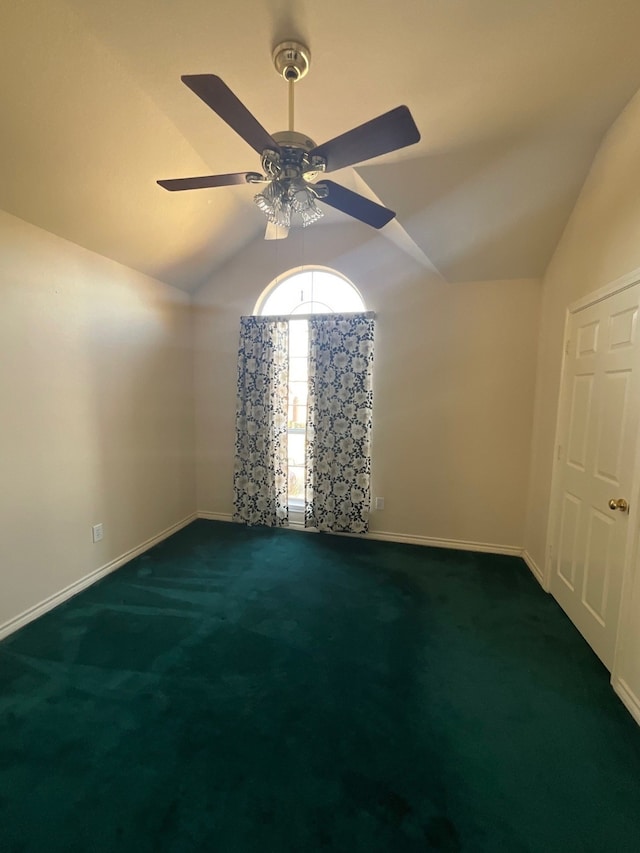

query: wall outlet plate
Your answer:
[374,497,385,511]
[92,523,104,543]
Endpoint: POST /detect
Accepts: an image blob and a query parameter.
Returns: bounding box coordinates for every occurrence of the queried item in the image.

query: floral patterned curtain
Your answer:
[305,312,375,533]
[233,317,289,527]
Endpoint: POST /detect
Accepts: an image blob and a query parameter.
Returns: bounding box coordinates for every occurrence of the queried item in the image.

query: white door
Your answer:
[551,282,640,670]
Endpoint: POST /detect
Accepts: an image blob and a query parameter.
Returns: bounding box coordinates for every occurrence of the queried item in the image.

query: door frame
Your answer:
[544,266,640,717]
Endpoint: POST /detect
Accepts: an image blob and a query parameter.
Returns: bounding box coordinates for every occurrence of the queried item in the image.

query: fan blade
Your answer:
[309,106,420,173]
[264,221,289,240]
[157,173,256,191]
[319,180,395,229]
[181,74,279,155]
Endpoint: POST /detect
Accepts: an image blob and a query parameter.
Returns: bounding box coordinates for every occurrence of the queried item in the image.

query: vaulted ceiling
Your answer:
[3,0,640,290]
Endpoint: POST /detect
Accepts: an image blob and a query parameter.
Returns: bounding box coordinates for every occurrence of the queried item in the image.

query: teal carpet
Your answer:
[1,520,640,852]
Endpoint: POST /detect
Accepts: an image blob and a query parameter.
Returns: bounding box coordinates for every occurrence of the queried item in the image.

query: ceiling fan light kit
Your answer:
[157,40,420,236]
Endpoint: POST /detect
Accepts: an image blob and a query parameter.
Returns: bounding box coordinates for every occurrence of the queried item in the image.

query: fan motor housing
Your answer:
[262,131,326,182]
[272,130,316,151]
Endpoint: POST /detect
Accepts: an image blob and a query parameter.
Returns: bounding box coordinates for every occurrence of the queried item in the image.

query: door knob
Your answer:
[608,498,629,512]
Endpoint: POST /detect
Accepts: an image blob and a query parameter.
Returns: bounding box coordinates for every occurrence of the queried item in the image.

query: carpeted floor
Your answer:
[1,519,640,852]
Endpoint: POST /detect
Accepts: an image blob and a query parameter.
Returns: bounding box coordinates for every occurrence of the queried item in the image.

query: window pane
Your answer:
[261,278,305,314]
[288,466,305,499]
[288,404,306,429]
[290,356,308,382]
[259,270,365,316]
[306,270,365,313]
[289,319,308,357]
[290,300,333,314]
[289,382,308,407]
[287,432,305,467]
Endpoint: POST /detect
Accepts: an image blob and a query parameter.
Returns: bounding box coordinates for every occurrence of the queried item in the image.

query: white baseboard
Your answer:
[196,512,521,557]
[0,512,197,642]
[197,511,234,522]
[364,528,521,556]
[612,677,640,727]
[522,549,545,586]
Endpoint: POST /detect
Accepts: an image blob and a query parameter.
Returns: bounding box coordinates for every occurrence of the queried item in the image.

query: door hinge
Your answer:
[565,339,570,355]
[557,444,562,461]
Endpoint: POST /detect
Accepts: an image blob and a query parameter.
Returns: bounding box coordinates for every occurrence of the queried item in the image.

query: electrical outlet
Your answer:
[375,497,385,511]
[92,523,104,543]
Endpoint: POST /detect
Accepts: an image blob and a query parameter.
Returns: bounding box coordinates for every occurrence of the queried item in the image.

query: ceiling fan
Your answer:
[157,42,421,237]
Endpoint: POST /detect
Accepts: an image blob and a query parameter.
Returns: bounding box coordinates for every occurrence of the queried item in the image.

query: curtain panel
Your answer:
[305,312,375,533]
[233,316,289,527]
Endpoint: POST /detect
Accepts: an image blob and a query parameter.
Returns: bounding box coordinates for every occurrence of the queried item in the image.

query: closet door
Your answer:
[551,281,640,670]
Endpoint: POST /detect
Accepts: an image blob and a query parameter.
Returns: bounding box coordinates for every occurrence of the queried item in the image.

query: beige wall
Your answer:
[525,86,640,570]
[194,224,540,550]
[0,211,195,631]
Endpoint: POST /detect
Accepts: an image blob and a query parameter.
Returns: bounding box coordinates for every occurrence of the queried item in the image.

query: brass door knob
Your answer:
[608,498,629,512]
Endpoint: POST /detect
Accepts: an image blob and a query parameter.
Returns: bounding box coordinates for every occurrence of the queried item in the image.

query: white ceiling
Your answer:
[3,0,640,290]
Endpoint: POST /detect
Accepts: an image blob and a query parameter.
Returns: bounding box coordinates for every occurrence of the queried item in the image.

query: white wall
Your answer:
[524,85,640,719]
[194,224,540,551]
[0,211,196,632]
[525,86,640,570]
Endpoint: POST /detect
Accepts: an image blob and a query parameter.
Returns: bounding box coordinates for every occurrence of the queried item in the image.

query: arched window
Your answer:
[255,268,366,513]
[255,266,365,316]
